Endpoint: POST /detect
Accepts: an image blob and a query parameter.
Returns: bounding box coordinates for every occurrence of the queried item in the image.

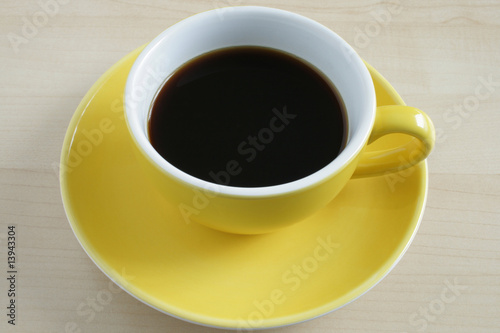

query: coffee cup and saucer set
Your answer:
[60,6,435,330]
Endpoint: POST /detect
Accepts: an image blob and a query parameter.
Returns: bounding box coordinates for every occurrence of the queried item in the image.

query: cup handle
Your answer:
[353,105,435,177]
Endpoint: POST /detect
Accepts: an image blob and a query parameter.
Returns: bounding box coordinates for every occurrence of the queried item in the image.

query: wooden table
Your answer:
[1,1,499,332]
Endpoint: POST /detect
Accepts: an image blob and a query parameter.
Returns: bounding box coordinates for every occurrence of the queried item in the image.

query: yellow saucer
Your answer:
[60,48,427,330]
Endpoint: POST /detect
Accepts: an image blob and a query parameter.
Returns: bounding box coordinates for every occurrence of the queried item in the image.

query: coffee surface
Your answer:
[148,46,347,187]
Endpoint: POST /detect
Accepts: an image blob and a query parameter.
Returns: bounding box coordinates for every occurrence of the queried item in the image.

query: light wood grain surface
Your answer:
[1,0,499,332]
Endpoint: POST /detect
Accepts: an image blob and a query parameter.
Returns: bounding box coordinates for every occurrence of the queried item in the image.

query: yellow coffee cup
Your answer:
[124,6,435,234]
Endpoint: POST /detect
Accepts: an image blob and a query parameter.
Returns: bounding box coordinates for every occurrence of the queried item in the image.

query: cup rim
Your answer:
[125,6,375,198]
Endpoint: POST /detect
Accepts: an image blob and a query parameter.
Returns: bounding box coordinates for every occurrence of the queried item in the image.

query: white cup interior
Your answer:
[125,6,376,197]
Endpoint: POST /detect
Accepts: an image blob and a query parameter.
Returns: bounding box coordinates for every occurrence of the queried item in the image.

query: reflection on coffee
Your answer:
[148,46,347,187]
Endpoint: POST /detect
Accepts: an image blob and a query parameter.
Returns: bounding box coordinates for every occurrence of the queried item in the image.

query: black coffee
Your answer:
[148,46,347,187]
